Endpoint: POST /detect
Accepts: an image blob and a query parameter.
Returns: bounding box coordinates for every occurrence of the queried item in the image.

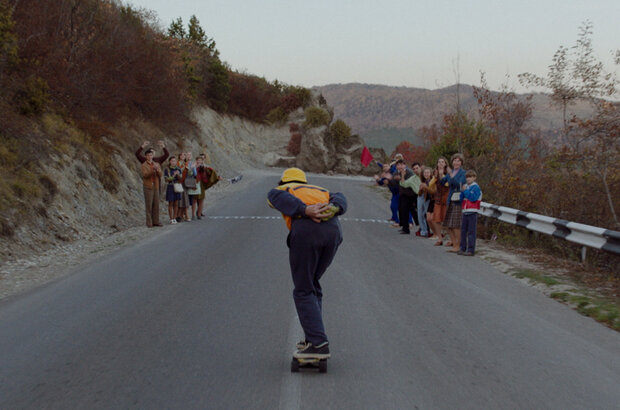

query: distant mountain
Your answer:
[313,83,593,153]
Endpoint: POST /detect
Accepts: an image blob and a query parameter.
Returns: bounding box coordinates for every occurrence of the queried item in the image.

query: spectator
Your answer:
[441,153,466,252]
[430,157,449,246]
[194,156,221,219]
[459,170,482,256]
[186,152,194,169]
[135,140,169,164]
[410,162,421,230]
[140,149,163,227]
[374,163,393,186]
[177,152,191,222]
[163,156,182,224]
[374,163,398,224]
[186,157,201,221]
[418,166,435,238]
[386,154,413,228]
[396,159,420,234]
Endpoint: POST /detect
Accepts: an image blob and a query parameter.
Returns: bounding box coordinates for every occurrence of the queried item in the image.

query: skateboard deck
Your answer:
[291,356,327,373]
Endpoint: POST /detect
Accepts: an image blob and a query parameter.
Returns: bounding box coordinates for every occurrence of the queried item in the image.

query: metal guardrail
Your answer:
[479,202,620,258]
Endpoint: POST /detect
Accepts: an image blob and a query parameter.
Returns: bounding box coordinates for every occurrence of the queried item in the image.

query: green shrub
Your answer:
[206,57,231,112]
[266,107,288,125]
[15,76,50,115]
[303,107,330,128]
[292,87,312,108]
[330,119,352,143]
[11,168,41,198]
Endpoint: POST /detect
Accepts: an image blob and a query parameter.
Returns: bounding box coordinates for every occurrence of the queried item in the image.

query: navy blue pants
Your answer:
[288,219,342,346]
[398,194,418,232]
[460,212,478,253]
[391,193,413,224]
[390,193,399,222]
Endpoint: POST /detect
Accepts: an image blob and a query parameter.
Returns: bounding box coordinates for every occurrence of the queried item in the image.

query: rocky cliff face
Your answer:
[264,94,386,176]
[1,108,291,263]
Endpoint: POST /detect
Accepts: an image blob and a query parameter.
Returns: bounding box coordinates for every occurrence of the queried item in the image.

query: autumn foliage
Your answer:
[391,141,428,164]
[287,132,302,156]
[8,1,188,125]
[228,73,283,122]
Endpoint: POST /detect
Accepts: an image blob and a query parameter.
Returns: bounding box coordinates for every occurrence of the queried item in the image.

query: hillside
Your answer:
[314,83,594,152]
[0,1,362,264]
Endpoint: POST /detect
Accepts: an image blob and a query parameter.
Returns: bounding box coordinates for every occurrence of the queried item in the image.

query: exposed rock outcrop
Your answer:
[291,103,386,176]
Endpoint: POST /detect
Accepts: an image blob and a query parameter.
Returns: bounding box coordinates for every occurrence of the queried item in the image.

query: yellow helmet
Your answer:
[280,167,307,184]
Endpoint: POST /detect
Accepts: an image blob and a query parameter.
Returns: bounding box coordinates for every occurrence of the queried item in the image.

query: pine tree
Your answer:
[168,17,186,39]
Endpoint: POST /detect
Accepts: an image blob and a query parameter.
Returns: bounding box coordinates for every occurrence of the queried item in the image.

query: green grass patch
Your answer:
[550,292,569,301]
[551,292,619,331]
[511,269,560,286]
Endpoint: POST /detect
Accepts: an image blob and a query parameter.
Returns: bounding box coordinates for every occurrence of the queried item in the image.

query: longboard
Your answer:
[291,356,327,373]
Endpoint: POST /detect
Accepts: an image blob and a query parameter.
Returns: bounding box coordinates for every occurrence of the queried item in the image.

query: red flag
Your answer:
[360,146,374,167]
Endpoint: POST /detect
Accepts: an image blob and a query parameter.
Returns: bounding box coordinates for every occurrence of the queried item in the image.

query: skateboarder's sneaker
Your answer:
[296,340,309,350]
[293,341,330,359]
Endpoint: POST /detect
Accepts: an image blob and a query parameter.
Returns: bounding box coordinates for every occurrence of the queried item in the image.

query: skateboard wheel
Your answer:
[318,360,327,373]
[291,359,300,373]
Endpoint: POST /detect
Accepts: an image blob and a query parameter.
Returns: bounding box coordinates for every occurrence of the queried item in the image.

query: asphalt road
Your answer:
[1,172,619,409]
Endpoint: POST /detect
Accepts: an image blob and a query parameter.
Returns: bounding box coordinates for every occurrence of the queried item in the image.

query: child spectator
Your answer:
[431,157,449,246]
[425,167,437,239]
[163,156,182,224]
[417,166,433,237]
[176,152,191,222]
[186,157,201,220]
[459,170,482,256]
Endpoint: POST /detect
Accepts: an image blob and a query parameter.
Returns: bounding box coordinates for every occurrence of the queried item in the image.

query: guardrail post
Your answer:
[581,246,587,263]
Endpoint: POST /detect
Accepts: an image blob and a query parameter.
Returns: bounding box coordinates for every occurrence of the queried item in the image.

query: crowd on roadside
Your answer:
[135,140,222,227]
[374,152,482,256]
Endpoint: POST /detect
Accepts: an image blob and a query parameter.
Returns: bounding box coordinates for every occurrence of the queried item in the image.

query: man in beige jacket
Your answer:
[141,149,163,227]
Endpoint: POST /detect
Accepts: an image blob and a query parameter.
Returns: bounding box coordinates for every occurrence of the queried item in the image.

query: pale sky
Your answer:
[128,0,619,92]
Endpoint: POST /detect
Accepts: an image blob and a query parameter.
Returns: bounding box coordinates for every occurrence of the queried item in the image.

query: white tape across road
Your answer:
[206,216,391,224]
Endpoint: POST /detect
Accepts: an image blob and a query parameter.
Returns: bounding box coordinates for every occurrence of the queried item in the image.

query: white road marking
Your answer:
[206,216,390,223]
[278,310,303,410]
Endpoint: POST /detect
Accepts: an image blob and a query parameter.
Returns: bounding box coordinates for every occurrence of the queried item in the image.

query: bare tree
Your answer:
[519,21,619,228]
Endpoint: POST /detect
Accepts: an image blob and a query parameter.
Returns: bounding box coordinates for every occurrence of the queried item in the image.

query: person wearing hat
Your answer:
[267,168,347,359]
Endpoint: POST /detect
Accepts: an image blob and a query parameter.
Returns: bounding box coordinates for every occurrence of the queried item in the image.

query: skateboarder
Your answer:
[268,168,347,359]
